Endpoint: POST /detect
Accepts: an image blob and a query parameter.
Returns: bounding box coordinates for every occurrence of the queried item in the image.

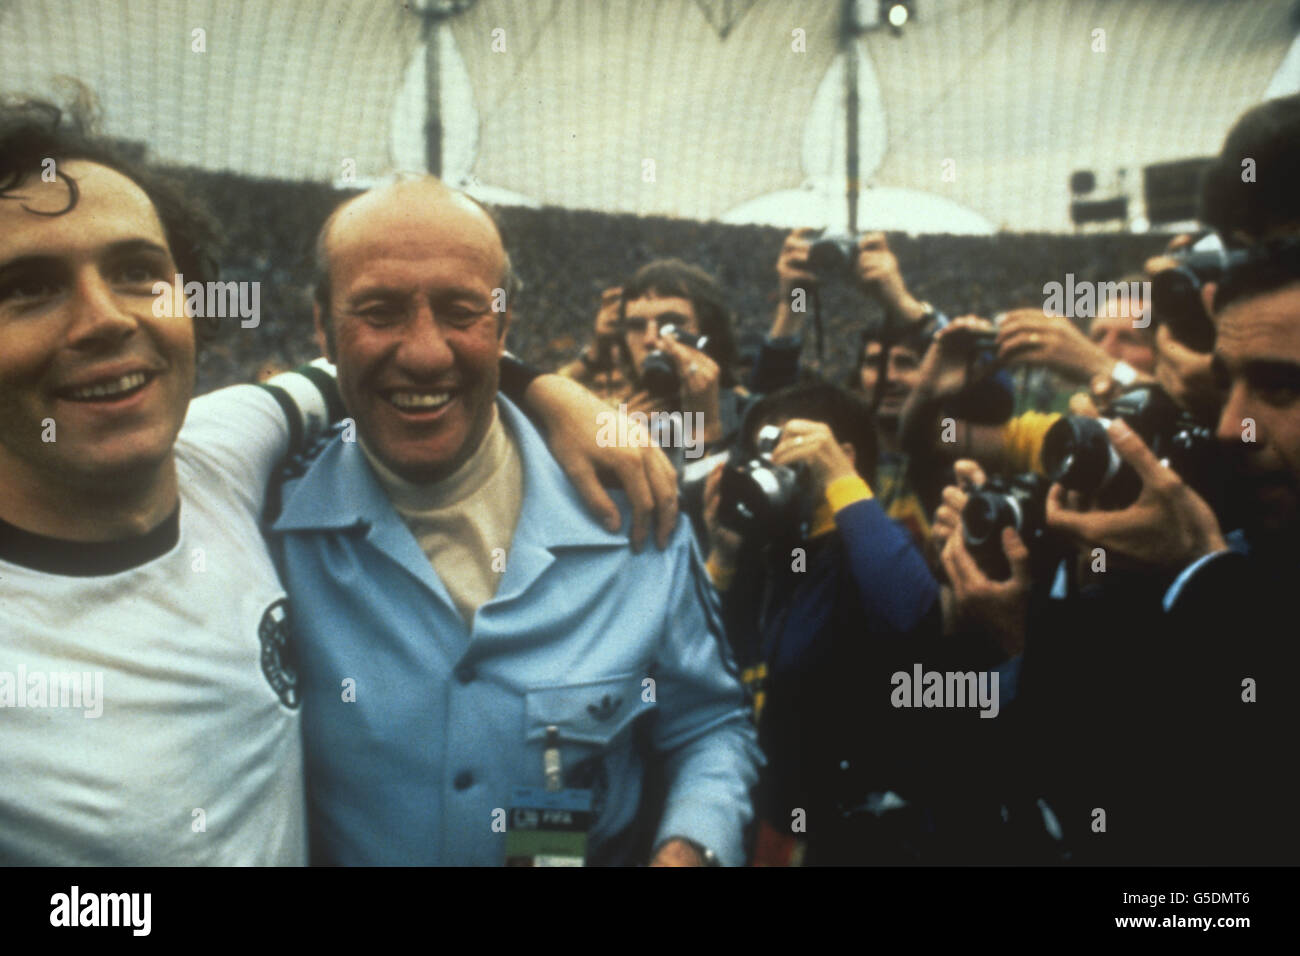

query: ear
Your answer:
[841,441,855,467]
[312,301,335,364]
[497,307,512,351]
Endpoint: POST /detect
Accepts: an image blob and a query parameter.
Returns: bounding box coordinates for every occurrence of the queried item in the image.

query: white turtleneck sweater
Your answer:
[360,404,524,626]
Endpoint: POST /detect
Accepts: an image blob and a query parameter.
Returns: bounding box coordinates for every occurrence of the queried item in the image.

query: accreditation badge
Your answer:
[504,786,593,866]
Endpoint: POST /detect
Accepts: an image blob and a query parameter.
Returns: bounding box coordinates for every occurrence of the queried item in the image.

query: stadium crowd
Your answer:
[1,87,1297,866]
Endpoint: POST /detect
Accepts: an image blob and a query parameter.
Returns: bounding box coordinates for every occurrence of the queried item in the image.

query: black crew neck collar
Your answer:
[0,506,181,577]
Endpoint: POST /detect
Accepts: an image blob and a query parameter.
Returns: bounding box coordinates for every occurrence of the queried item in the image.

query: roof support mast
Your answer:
[842,0,860,233]
[419,0,478,177]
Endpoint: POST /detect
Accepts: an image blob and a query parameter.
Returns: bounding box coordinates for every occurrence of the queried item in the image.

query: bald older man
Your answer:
[267,176,760,867]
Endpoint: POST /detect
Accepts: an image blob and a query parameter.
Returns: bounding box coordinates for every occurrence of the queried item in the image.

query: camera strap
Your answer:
[810,286,826,366]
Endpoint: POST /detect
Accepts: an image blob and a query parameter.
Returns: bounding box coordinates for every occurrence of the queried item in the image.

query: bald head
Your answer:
[313,176,516,345]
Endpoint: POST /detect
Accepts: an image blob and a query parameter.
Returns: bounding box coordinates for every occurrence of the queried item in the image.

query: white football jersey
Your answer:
[0,374,331,865]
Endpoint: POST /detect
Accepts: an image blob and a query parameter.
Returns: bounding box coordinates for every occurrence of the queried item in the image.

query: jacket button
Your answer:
[453,771,474,790]
[454,663,476,684]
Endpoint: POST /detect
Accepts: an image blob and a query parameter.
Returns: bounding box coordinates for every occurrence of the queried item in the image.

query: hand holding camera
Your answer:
[996,308,1117,384]
[940,504,1032,659]
[929,459,986,559]
[648,326,723,442]
[1045,418,1228,570]
[767,419,857,498]
[800,229,928,324]
[775,227,820,298]
[853,231,914,314]
[913,315,1000,402]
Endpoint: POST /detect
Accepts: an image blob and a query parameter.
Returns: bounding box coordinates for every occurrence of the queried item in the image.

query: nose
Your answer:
[66,269,139,349]
[396,301,455,375]
[883,360,904,388]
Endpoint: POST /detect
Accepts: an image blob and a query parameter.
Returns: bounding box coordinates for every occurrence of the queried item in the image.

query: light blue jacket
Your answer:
[268,396,760,865]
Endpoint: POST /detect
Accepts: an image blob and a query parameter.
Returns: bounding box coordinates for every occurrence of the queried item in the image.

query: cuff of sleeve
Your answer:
[706,553,736,592]
[1162,549,1233,613]
[825,474,873,513]
[655,801,745,867]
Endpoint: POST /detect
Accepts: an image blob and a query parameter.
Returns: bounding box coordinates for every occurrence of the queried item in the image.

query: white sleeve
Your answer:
[176,360,338,517]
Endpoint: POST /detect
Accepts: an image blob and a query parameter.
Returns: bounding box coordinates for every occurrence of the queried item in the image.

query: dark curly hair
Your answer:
[0,88,222,338]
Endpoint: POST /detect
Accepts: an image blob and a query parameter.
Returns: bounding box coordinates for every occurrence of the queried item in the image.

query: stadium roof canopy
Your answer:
[3,0,1296,233]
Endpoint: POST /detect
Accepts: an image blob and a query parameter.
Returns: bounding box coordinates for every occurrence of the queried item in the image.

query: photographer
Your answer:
[701,382,962,864]
[899,292,1158,481]
[924,267,1268,861]
[617,258,743,457]
[1039,250,1300,863]
[764,228,953,548]
[933,240,1300,863]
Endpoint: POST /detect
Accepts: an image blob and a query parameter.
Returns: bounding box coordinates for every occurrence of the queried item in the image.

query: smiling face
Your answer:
[857,340,921,420]
[318,180,509,484]
[0,160,194,498]
[1212,282,1300,536]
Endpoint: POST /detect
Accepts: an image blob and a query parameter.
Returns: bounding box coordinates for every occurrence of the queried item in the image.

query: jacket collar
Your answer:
[270,394,626,554]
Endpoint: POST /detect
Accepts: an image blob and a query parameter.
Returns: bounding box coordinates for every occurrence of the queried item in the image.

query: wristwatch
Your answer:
[915,301,950,341]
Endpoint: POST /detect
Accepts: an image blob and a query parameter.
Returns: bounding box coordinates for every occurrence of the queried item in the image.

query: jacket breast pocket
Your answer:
[523,674,656,861]
[523,673,645,750]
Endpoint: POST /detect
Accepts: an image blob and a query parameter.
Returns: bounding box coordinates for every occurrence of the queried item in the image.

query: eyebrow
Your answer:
[1242,359,1300,383]
[1213,353,1300,384]
[344,284,491,306]
[0,239,172,277]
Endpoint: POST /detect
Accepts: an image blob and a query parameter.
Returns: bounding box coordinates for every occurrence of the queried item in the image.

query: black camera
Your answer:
[944,325,999,376]
[716,425,813,540]
[1040,385,1229,512]
[639,323,710,397]
[807,230,860,277]
[961,473,1049,581]
[1150,237,1248,353]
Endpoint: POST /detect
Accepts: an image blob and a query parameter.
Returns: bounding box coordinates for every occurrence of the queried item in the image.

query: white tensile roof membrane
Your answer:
[1,0,1294,232]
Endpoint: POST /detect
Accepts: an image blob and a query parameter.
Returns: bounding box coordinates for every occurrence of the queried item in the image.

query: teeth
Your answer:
[389,391,451,410]
[69,372,148,400]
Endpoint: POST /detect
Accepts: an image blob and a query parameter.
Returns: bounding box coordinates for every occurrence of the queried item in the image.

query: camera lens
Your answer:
[1042,415,1142,508]
[1042,417,1111,491]
[963,490,1018,548]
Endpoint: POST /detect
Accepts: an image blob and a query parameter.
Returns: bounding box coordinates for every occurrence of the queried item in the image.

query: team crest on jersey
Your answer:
[258,599,300,709]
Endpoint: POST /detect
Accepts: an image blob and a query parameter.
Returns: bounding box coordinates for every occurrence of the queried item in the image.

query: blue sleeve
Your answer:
[650,523,763,866]
[834,497,939,636]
